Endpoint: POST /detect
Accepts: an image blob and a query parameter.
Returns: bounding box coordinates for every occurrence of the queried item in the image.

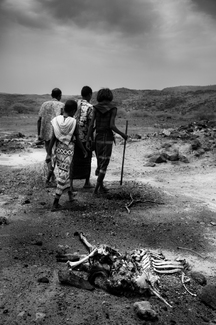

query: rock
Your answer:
[31,240,43,246]
[167,153,179,161]
[17,311,25,317]
[0,216,9,225]
[58,269,95,291]
[191,139,201,150]
[133,301,158,321]
[195,148,205,157]
[144,162,156,167]
[198,284,216,309]
[155,154,167,163]
[179,155,189,163]
[190,271,207,286]
[21,199,31,205]
[37,277,49,283]
[35,312,46,321]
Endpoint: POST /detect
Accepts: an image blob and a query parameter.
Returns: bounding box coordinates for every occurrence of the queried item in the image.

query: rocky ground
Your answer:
[1,124,216,325]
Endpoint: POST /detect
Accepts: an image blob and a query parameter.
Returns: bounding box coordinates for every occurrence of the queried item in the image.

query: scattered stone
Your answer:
[22,199,31,205]
[58,269,95,291]
[0,216,9,225]
[133,301,158,321]
[144,162,156,167]
[167,153,179,161]
[155,154,167,163]
[191,139,201,150]
[17,311,25,317]
[179,155,189,163]
[190,271,207,286]
[149,154,167,164]
[198,284,216,309]
[37,277,49,284]
[35,312,46,321]
[31,240,43,246]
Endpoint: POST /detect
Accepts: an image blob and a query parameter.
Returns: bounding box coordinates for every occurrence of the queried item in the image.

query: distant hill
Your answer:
[0,85,216,119]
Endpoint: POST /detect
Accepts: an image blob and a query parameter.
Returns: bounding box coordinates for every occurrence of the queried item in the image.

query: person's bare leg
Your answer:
[51,194,61,211]
[68,190,74,202]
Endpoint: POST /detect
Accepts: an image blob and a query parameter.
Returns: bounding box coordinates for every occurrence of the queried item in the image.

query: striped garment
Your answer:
[55,141,75,196]
[95,131,114,177]
[94,102,115,177]
[51,115,76,196]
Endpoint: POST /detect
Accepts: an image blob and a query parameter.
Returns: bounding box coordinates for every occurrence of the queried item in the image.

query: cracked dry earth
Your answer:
[0,132,216,325]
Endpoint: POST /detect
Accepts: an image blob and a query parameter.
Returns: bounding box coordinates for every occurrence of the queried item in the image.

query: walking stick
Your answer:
[120,120,128,185]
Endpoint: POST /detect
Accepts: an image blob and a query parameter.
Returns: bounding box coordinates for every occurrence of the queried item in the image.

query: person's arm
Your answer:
[86,107,96,150]
[110,108,128,140]
[74,125,88,158]
[37,117,42,139]
[46,130,56,162]
[37,104,44,140]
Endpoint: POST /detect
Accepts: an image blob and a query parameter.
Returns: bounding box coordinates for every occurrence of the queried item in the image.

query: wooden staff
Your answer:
[120,120,128,185]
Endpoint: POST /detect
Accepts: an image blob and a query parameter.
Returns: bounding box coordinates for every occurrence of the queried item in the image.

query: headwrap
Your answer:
[51,115,76,145]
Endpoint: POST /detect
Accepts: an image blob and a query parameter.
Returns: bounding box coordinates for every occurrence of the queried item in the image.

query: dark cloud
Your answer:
[0,0,51,30]
[40,0,158,35]
[1,0,159,36]
[191,0,216,18]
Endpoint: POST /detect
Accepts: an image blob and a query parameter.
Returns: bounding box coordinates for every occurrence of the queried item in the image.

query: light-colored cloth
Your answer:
[51,115,77,196]
[38,99,64,141]
[51,115,76,146]
[75,99,93,142]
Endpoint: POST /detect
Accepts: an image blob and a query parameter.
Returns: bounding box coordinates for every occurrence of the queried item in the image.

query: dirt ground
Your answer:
[0,119,216,325]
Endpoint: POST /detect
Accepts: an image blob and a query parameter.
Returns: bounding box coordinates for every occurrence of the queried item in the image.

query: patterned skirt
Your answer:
[55,141,74,196]
[95,132,113,177]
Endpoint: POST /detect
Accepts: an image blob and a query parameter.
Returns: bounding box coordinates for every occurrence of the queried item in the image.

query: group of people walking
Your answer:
[37,86,128,211]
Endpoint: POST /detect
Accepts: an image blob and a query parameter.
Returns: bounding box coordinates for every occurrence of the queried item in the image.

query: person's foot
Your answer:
[51,203,62,212]
[68,191,77,202]
[83,183,94,189]
[99,185,109,193]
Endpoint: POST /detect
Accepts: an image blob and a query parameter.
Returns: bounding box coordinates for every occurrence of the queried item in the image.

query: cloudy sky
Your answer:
[0,0,216,95]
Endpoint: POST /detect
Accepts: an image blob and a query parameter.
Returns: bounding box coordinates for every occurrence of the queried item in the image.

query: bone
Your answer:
[150,285,173,308]
[154,268,183,274]
[152,260,183,266]
[74,232,95,253]
[181,272,197,296]
[152,263,184,269]
[67,247,97,269]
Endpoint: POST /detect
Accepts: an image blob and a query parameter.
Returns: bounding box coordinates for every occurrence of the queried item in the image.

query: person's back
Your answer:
[76,98,93,142]
[38,89,64,143]
[70,86,94,189]
[37,87,64,186]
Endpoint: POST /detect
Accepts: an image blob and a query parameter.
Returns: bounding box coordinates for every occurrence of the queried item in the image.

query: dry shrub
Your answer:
[9,103,32,114]
[130,110,150,118]
[106,181,162,203]
[194,111,215,121]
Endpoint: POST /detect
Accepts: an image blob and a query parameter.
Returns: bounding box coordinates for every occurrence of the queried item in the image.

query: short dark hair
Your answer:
[81,86,92,97]
[64,100,77,115]
[97,88,113,102]
[51,88,62,99]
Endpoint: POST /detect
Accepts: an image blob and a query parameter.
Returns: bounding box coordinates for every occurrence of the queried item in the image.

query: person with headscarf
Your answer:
[46,100,87,211]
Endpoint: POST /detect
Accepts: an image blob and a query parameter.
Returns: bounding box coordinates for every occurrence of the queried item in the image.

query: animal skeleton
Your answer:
[65,232,187,307]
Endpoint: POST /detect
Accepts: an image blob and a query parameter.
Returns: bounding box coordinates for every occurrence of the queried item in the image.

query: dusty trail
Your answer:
[1,135,216,324]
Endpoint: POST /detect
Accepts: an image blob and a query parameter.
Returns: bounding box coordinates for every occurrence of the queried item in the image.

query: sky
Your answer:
[0,0,216,95]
